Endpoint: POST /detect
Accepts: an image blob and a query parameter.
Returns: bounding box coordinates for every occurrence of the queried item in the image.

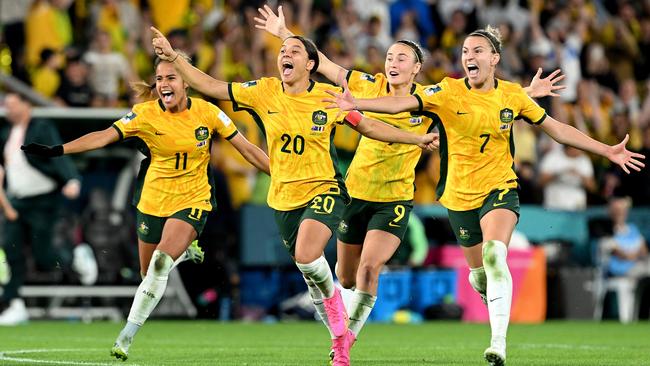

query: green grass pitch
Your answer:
[0,321,647,365]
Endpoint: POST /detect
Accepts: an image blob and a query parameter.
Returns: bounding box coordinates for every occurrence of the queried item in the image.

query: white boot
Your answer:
[0,298,28,326]
[73,243,98,286]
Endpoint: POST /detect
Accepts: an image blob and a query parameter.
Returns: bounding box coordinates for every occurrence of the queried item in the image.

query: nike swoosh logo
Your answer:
[268,110,279,114]
[489,297,503,302]
[493,202,507,207]
[388,222,401,228]
[155,131,165,135]
[456,111,469,115]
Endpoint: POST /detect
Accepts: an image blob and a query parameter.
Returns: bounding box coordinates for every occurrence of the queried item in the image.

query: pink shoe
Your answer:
[331,329,356,366]
[323,287,348,337]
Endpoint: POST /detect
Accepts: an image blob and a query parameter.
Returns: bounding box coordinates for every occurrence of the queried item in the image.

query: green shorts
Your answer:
[136,207,208,244]
[274,193,348,256]
[447,188,520,247]
[337,198,413,244]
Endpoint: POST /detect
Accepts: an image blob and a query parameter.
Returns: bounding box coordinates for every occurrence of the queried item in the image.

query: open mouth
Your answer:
[388,71,399,77]
[161,90,174,103]
[282,61,294,77]
[467,64,479,77]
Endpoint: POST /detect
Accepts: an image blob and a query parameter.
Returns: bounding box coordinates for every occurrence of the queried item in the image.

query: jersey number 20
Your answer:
[280,134,305,155]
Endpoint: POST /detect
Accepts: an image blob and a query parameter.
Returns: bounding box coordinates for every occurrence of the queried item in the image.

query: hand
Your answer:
[4,206,18,222]
[607,134,646,174]
[254,5,291,39]
[419,133,440,151]
[324,78,356,118]
[62,179,81,200]
[150,26,177,61]
[21,143,63,157]
[528,68,566,98]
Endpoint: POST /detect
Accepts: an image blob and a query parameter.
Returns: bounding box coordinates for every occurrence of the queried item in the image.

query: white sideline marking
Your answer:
[0,348,141,365]
[518,343,610,350]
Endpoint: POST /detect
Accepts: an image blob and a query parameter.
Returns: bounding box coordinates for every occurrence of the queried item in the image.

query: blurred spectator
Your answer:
[356,15,393,58]
[25,0,73,67]
[0,93,95,326]
[0,0,33,83]
[603,125,650,205]
[539,145,596,211]
[389,0,434,46]
[83,30,135,107]
[55,54,96,107]
[90,0,142,53]
[599,195,650,322]
[31,48,62,98]
[146,0,191,36]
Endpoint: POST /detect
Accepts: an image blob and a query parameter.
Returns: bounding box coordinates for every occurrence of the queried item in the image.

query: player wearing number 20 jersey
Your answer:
[112,97,238,217]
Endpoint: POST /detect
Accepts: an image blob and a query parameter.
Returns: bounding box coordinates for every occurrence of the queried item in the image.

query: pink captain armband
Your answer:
[344,110,363,126]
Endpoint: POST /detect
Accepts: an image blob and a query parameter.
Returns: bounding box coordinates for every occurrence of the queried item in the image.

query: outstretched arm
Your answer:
[540,117,645,174]
[324,79,420,114]
[22,127,120,157]
[344,111,438,150]
[150,27,230,100]
[524,68,566,98]
[228,133,271,175]
[254,5,347,85]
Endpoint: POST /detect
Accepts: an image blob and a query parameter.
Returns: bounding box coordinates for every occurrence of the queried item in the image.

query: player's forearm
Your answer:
[541,117,611,157]
[242,146,270,175]
[172,56,229,100]
[356,96,418,114]
[357,117,421,145]
[63,128,119,154]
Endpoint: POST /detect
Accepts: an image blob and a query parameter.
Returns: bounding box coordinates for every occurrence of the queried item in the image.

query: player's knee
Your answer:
[338,272,356,289]
[482,240,507,267]
[149,250,173,278]
[357,262,381,286]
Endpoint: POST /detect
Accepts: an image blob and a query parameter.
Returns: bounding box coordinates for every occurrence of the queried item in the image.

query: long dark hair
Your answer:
[285,35,319,74]
[130,52,192,101]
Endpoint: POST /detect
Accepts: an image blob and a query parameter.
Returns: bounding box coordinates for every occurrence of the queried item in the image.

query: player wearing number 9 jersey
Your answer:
[325,25,645,366]
[21,54,271,361]
[151,27,437,366]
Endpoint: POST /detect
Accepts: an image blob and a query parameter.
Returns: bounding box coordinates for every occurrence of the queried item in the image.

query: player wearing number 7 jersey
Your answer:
[151,25,437,366]
[21,54,271,361]
[325,25,645,366]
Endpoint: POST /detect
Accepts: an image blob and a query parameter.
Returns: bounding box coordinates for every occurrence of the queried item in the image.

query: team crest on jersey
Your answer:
[360,73,376,83]
[409,116,423,125]
[138,222,149,235]
[119,111,137,124]
[499,108,514,123]
[312,110,328,125]
[242,80,257,88]
[459,227,470,241]
[338,221,349,234]
[195,126,209,141]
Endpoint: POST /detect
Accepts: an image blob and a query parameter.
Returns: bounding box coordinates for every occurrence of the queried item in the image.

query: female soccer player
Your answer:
[151,26,437,366]
[255,5,566,364]
[325,25,645,366]
[21,54,271,361]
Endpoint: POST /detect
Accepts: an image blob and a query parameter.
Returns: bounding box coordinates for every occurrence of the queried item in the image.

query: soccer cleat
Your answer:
[331,329,355,366]
[186,240,204,264]
[0,248,10,285]
[110,343,128,361]
[484,346,506,366]
[73,243,98,286]
[329,348,335,365]
[323,287,348,337]
[0,298,28,326]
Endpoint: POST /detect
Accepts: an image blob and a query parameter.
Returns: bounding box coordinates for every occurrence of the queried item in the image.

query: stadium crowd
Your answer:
[1,0,649,321]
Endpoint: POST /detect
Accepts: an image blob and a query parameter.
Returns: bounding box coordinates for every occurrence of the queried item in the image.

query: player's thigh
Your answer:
[448,208,484,268]
[158,208,205,259]
[479,188,519,245]
[295,193,346,263]
[336,198,371,245]
[360,229,402,269]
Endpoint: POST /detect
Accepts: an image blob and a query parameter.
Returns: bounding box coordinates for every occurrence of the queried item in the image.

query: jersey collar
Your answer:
[464,78,499,90]
[281,79,315,93]
[385,82,417,95]
[157,97,192,112]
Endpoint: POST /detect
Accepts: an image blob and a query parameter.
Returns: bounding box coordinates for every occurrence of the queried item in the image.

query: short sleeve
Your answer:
[112,104,145,140]
[416,79,449,113]
[516,89,547,125]
[228,78,265,111]
[207,103,238,140]
[346,70,383,98]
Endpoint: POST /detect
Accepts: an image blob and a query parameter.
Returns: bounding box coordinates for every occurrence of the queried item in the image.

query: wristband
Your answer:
[170,52,179,62]
[344,110,363,127]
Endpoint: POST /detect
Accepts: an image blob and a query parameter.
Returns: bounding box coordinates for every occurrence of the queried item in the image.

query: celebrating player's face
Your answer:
[461,36,500,87]
[277,38,313,84]
[384,43,421,87]
[155,61,188,112]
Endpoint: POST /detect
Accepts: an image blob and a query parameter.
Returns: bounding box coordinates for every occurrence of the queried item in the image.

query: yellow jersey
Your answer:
[228,77,346,211]
[345,70,437,202]
[416,77,546,211]
[112,97,238,216]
